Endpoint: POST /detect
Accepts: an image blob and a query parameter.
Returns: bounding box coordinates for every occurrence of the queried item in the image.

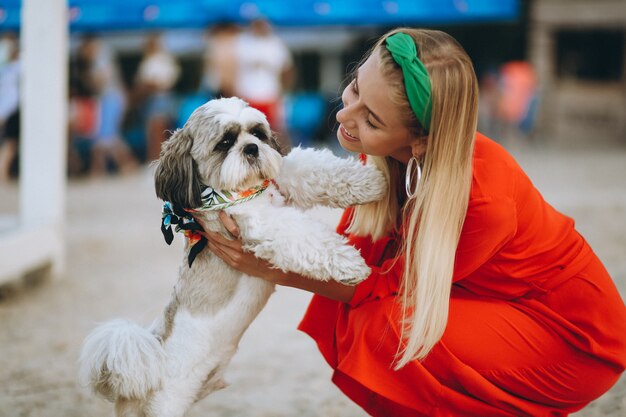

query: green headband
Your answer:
[385,32,432,131]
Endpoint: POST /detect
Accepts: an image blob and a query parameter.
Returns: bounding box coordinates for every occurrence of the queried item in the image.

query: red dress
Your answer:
[299,134,626,417]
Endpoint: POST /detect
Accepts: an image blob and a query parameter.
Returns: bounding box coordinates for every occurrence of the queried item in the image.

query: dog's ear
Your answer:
[154,129,203,208]
[270,132,288,156]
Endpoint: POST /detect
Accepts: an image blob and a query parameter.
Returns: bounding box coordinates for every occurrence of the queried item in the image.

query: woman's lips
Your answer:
[340,125,360,142]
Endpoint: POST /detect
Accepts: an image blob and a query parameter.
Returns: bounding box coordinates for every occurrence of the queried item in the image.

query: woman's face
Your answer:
[336,50,418,164]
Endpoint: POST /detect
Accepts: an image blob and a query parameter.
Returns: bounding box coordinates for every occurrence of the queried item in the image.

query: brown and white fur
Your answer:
[79,97,387,417]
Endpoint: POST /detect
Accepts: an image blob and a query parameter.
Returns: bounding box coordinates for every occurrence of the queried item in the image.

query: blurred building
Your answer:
[529,0,626,145]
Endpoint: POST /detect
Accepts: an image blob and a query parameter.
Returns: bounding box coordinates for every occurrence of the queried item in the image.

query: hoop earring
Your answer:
[405,156,422,199]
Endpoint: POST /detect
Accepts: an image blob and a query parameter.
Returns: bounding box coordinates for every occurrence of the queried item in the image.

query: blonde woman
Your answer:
[203,28,626,416]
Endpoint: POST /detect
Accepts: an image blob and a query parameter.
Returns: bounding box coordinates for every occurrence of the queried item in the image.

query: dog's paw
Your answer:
[334,260,370,286]
[275,147,388,209]
[326,245,371,286]
[344,163,388,206]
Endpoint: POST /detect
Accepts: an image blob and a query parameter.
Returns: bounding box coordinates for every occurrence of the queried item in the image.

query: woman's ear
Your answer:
[410,137,428,159]
[154,129,203,208]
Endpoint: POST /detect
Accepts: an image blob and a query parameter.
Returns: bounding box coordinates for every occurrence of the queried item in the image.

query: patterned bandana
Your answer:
[160,180,271,267]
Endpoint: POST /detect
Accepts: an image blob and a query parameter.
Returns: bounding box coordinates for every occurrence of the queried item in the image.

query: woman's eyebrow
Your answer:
[355,71,387,127]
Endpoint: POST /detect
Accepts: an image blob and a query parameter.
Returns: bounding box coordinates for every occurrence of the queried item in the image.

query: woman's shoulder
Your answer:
[473,132,518,165]
[470,132,526,202]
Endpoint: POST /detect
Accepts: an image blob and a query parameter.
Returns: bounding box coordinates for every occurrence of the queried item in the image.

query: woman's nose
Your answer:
[336,89,353,125]
[336,104,347,124]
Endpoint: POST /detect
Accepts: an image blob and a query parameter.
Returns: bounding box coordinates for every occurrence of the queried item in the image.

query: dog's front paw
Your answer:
[335,263,370,286]
[328,245,371,286]
[351,164,388,205]
[275,148,388,209]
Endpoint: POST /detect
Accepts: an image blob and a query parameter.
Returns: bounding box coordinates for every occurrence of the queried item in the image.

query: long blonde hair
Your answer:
[346,28,478,368]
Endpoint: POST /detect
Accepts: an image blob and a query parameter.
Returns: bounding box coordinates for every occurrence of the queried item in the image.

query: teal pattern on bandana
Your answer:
[385,32,432,131]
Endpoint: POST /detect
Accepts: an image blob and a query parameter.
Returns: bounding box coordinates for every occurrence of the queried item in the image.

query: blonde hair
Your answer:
[346,28,478,368]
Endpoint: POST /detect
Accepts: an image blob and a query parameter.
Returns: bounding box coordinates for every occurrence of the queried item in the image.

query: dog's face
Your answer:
[154,97,284,208]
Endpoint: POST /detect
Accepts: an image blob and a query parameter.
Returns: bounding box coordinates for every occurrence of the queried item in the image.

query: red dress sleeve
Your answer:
[453,196,517,282]
[348,256,404,308]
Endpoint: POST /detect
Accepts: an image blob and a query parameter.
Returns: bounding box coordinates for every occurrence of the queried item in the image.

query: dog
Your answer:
[79,97,387,417]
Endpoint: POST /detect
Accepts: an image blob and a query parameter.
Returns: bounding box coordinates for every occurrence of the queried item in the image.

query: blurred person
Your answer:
[0,33,20,182]
[477,69,500,138]
[496,61,538,140]
[202,28,626,417]
[234,18,293,149]
[88,38,138,177]
[134,33,180,161]
[68,34,101,175]
[202,22,240,98]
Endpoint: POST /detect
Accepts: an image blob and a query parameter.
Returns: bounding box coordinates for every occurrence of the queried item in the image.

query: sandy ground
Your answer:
[0,141,625,417]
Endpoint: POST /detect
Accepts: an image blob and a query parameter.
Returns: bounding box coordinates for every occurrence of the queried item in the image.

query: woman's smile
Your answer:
[339,125,360,142]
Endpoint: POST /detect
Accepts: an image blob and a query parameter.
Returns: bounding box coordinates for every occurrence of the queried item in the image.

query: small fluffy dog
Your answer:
[79,97,387,417]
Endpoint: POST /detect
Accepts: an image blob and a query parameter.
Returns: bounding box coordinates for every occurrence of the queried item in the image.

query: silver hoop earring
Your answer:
[405,156,422,199]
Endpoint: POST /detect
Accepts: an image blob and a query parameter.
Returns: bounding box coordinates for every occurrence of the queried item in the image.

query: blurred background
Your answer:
[1,0,624,175]
[0,1,625,416]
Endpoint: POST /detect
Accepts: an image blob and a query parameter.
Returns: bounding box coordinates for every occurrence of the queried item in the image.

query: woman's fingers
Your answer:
[207,241,237,265]
[219,211,240,238]
[193,213,259,273]
[192,211,239,240]
[207,240,251,269]
[200,229,240,249]
[201,230,245,262]
[205,233,276,280]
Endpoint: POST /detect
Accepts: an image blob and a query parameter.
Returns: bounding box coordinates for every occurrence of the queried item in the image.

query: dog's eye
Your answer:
[215,139,233,151]
[251,128,268,141]
[215,132,237,151]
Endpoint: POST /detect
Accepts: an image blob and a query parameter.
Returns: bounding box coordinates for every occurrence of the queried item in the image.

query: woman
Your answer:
[202,28,626,417]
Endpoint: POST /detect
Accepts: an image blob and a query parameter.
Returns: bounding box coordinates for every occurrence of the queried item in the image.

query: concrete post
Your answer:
[19,0,68,278]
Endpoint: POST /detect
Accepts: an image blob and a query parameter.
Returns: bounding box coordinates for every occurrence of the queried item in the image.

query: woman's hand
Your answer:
[197,211,357,303]
[197,212,285,283]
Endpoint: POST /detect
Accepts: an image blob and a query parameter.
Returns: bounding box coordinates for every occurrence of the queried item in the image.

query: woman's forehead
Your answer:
[358,52,405,129]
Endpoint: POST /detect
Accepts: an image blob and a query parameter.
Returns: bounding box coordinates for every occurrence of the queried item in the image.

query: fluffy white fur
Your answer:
[79,97,387,417]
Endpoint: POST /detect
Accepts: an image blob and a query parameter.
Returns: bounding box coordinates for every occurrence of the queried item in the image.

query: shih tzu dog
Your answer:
[79,97,387,417]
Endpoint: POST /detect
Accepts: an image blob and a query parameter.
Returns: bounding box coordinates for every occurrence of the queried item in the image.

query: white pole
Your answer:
[19,0,68,277]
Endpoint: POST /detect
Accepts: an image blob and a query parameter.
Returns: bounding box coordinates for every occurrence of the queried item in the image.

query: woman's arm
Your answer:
[199,212,356,303]
[266,269,356,303]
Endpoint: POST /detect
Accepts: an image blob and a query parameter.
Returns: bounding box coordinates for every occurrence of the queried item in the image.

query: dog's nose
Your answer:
[243,143,259,157]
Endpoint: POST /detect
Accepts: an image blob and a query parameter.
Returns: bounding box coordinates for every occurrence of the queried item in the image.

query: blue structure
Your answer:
[1,0,518,32]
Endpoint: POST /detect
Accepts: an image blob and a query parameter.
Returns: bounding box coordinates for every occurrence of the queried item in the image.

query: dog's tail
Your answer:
[79,319,165,401]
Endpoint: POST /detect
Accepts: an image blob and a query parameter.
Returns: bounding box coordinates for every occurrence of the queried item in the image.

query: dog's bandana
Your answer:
[195,180,271,211]
[161,180,271,267]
